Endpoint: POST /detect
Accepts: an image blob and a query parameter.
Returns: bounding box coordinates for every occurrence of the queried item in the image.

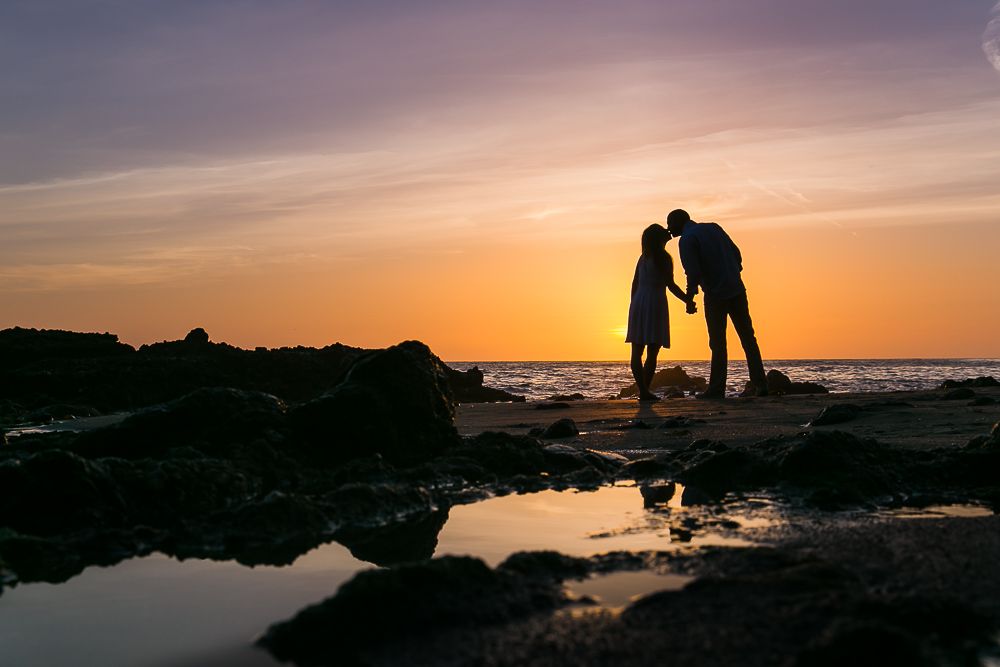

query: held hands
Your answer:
[685,298,698,315]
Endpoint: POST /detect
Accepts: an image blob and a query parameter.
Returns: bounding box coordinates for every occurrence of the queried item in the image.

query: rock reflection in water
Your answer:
[435,483,765,565]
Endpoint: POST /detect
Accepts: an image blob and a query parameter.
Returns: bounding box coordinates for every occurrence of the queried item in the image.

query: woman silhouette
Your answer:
[626,224,694,401]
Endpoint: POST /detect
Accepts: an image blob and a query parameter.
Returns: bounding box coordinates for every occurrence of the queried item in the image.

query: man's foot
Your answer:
[695,389,725,400]
[638,392,661,402]
[739,385,769,398]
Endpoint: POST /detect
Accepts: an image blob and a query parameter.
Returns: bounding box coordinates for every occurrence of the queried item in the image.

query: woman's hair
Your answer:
[641,223,673,284]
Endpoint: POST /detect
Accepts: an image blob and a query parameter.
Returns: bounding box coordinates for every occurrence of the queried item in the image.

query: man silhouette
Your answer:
[666,209,767,398]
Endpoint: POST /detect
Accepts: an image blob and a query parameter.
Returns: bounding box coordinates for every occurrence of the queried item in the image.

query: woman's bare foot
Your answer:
[638,392,660,402]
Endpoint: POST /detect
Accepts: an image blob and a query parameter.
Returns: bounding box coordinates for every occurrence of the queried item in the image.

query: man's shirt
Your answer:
[678,221,746,299]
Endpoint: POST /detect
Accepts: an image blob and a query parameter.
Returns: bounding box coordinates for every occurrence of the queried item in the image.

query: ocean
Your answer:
[446,359,1000,401]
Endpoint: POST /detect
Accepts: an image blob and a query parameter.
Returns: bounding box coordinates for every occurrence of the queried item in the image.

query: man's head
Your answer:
[666,209,691,238]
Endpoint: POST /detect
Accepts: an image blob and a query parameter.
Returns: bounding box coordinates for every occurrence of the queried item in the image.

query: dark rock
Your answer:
[547,393,586,402]
[541,418,579,439]
[0,327,134,371]
[763,369,829,396]
[183,327,210,344]
[450,432,547,477]
[334,508,450,567]
[535,402,571,410]
[24,404,101,423]
[808,404,863,427]
[258,555,568,664]
[214,491,335,566]
[943,387,976,400]
[289,341,460,465]
[684,439,729,452]
[620,456,675,480]
[969,397,997,406]
[664,390,687,399]
[0,451,127,536]
[677,448,771,495]
[444,365,526,403]
[619,366,707,398]
[940,376,1000,389]
[498,550,590,581]
[640,482,678,507]
[660,416,706,429]
[73,388,287,460]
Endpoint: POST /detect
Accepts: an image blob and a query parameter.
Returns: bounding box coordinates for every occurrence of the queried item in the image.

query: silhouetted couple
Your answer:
[625,209,767,400]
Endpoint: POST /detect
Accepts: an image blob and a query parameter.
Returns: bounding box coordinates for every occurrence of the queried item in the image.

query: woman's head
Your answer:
[641,223,668,255]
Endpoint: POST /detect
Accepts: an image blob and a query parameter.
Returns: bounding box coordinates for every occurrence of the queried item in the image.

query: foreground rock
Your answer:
[0,340,612,586]
[259,554,581,665]
[623,427,1000,508]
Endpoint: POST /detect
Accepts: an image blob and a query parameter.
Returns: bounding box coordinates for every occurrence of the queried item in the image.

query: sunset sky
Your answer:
[2,0,999,360]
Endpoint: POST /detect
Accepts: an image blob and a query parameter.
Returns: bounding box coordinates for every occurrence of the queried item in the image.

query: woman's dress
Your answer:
[626,254,670,347]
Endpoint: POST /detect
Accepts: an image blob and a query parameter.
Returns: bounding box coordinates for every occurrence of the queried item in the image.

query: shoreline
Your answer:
[458,387,1000,453]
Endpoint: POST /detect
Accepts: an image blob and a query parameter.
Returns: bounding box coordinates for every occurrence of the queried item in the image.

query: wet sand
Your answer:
[457,387,1000,454]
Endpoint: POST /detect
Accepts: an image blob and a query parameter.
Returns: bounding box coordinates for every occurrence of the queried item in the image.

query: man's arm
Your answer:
[678,234,702,299]
[719,226,742,270]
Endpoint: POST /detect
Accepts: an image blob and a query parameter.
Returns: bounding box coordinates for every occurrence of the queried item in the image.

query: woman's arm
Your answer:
[667,280,689,303]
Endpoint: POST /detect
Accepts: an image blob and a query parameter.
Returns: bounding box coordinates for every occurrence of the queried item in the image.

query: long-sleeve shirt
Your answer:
[678,221,746,299]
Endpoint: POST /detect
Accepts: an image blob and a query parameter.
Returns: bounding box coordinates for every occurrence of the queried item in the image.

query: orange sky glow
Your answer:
[2,1,999,360]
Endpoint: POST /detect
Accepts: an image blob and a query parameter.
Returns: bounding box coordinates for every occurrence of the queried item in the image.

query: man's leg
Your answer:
[730,291,767,390]
[703,295,729,395]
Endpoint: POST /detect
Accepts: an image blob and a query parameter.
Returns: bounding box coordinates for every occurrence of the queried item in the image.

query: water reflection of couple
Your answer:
[626,209,767,401]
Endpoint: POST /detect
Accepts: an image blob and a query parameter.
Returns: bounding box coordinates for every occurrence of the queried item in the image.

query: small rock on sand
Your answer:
[541,418,579,439]
[809,404,863,427]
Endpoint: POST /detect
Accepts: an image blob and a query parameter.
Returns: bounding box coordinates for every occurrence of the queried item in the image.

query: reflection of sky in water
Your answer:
[435,484,760,566]
[0,484,756,666]
[4,483,984,665]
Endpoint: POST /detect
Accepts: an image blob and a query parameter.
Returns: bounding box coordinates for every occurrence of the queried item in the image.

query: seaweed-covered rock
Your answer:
[258,555,568,664]
[290,341,460,465]
[619,366,707,398]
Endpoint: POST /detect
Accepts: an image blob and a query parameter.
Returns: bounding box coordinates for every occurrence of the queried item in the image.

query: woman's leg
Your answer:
[643,345,661,395]
[630,342,647,396]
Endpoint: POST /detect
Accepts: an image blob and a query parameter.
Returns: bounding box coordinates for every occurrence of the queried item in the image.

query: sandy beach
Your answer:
[457,388,1000,452]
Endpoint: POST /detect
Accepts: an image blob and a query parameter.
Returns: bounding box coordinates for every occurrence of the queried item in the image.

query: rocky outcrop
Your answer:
[259,553,583,665]
[623,428,1000,508]
[445,365,526,403]
[0,336,619,588]
[0,327,522,428]
[758,369,829,396]
[289,341,460,465]
[619,366,707,398]
[941,376,999,389]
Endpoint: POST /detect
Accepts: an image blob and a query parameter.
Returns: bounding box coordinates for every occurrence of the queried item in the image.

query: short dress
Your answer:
[625,254,670,347]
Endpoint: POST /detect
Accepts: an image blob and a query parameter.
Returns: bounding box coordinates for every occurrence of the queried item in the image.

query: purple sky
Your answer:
[1,0,999,356]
